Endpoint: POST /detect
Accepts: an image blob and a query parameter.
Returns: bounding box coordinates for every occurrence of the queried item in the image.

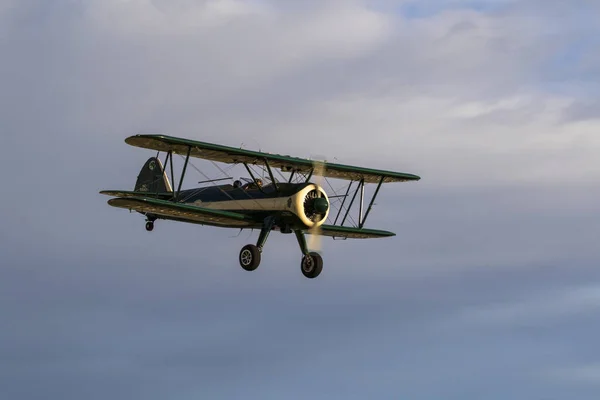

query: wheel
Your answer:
[300,252,323,279]
[239,244,261,271]
[145,221,154,231]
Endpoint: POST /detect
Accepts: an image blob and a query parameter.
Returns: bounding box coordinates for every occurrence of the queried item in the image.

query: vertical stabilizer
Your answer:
[134,157,173,193]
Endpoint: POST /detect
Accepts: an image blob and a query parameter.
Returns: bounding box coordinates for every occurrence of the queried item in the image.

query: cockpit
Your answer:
[233,178,264,190]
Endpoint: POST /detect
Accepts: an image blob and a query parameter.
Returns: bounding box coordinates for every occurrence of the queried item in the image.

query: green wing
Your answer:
[100,190,173,200]
[125,134,421,184]
[106,195,393,236]
[310,224,396,239]
[107,197,256,228]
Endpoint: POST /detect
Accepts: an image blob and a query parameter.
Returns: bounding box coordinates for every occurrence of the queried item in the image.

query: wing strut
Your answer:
[333,181,353,226]
[176,146,191,200]
[161,151,176,197]
[359,176,384,228]
[341,178,363,226]
[243,163,266,194]
[168,151,175,196]
[305,168,313,182]
[359,180,365,226]
[263,158,279,193]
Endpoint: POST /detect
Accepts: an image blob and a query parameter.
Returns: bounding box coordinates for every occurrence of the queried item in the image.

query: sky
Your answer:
[1,0,600,398]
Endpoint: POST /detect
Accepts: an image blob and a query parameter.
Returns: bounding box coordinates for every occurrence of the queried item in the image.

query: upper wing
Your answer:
[310,224,396,239]
[107,197,256,228]
[125,134,421,184]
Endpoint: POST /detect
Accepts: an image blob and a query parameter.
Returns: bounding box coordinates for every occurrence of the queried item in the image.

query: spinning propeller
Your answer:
[307,158,328,253]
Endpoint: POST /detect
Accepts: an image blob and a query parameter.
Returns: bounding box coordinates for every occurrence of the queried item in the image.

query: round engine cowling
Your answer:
[291,184,330,228]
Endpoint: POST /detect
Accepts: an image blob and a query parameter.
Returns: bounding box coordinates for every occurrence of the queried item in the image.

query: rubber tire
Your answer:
[145,221,154,231]
[300,252,323,279]
[239,244,261,271]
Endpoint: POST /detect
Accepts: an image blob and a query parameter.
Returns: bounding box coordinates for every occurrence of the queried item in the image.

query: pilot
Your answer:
[256,179,263,188]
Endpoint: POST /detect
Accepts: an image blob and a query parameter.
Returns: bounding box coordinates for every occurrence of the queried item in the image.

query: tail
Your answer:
[134,157,173,194]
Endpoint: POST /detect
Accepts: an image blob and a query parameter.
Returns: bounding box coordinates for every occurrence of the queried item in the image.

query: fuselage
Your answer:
[172,181,329,232]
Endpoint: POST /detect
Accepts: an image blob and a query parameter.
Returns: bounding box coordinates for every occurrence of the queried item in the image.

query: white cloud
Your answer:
[2,0,590,196]
[62,0,396,124]
[75,2,600,187]
[85,0,269,33]
[242,92,600,187]
[280,3,393,60]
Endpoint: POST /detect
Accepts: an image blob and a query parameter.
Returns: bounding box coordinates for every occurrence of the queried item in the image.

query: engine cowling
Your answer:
[290,184,330,228]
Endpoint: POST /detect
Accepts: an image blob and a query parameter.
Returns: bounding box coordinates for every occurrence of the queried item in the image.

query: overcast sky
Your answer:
[2,0,600,399]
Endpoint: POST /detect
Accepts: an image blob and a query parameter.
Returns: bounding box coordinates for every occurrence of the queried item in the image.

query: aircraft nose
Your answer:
[314,197,329,214]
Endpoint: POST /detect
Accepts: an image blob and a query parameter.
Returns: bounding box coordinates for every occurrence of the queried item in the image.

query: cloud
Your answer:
[62,1,597,188]
[82,0,393,81]
[563,99,600,122]
[6,0,599,182]
[85,0,269,33]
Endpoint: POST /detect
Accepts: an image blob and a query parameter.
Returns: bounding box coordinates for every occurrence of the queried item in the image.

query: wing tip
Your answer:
[399,173,420,182]
[125,133,169,144]
[99,190,120,196]
[107,197,123,206]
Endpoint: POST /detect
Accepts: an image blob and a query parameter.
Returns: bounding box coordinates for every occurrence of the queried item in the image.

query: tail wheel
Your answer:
[145,221,154,231]
[300,252,323,279]
[239,244,261,271]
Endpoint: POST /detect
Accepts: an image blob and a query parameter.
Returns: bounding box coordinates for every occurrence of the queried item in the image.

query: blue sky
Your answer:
[1,0,600,399]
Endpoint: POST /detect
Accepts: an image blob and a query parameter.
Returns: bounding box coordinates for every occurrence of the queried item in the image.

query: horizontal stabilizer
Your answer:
[107,197,255,228]
[310,224,396,239]
[100,190,173,199]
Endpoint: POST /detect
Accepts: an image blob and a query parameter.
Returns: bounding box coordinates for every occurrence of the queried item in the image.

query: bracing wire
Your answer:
[176,151,267,210]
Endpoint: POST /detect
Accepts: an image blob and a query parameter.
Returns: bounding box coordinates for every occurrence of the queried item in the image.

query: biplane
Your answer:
[100,134,420,279]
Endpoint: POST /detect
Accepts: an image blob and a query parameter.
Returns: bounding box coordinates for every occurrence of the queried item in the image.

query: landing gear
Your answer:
[238,217,274,272]
[301,252,323,279]
[236,222,325,279]
[295,230,324,279]
[145,221,154,231]
[239,244,261,271]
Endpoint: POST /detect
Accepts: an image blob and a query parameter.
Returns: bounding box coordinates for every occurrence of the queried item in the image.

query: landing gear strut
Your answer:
[295,230,323,279]
[238,217,274,272]
[237,222,325,279]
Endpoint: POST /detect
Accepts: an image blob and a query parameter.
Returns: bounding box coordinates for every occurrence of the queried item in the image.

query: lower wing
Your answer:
[313,224,396,239]
[107,197,255,228]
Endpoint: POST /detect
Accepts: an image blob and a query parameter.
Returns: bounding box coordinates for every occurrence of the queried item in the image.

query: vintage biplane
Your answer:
[101,134,420,279]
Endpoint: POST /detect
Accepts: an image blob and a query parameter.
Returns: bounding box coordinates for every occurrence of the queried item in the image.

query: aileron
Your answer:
[315,225,396,239]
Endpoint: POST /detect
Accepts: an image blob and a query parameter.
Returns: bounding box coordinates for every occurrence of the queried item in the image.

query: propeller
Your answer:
[307,158,327,253]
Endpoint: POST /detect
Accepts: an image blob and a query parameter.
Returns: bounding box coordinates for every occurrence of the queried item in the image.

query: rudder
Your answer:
[134,157,173,193]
